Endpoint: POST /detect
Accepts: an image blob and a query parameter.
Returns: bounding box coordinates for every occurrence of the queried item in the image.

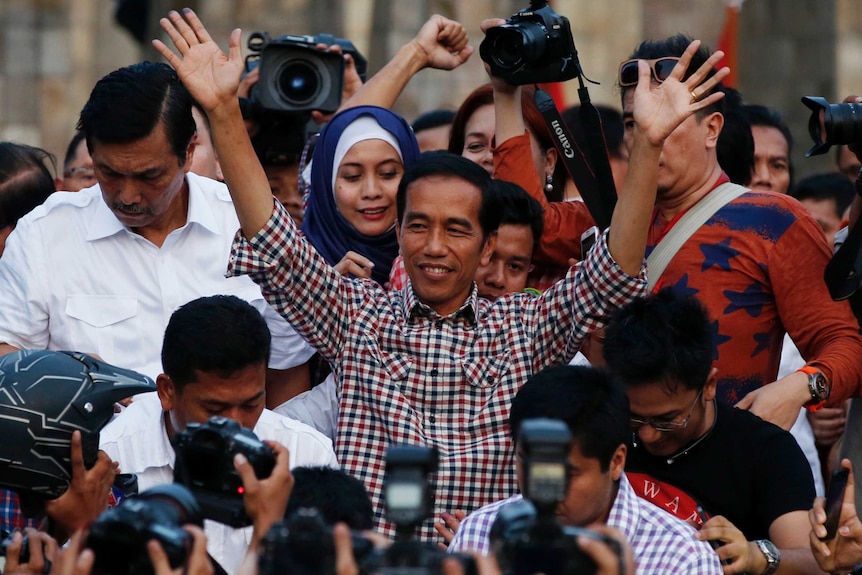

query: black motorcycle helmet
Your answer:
[0,350,156,501]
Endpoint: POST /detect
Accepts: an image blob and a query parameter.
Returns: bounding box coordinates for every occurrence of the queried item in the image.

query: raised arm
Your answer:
[339,14,473,111]
[152,9,272,237]
[609,41,728,276]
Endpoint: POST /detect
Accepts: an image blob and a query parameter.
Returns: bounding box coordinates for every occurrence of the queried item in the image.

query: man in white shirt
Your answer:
[100,295,338,575]
[0,61,313,405]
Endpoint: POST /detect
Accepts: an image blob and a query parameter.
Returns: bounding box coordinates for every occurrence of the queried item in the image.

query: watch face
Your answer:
[812,373,830,400]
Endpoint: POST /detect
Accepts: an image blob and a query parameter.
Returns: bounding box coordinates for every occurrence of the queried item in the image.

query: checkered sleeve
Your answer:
[226,199,362,361]
[525,229,647,368]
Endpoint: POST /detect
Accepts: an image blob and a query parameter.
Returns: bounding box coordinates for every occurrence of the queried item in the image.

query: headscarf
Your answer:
[301,106,420,285]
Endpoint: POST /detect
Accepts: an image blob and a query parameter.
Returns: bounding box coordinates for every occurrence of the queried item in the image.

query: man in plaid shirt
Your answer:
[449,365,723,574]
[155,9,728,539]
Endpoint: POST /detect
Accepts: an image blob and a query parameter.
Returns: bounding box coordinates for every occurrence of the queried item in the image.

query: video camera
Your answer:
[241,31,367,168]
[85,483,201,575]
[172,416,276,527]
[491,419,618,575]
[258,445,475,575]
[479,0,581,85]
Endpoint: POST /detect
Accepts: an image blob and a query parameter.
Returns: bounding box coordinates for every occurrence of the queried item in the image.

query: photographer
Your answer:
[449,365,723,574]
[99,295,336,574]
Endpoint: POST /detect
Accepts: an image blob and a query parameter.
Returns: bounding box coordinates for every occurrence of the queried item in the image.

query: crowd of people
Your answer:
[2,5,862,575]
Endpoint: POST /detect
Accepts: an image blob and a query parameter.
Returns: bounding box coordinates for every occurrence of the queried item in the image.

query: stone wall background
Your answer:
[0,0,856,179]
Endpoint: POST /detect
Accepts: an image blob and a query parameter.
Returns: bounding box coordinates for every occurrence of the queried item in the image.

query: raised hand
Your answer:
[631,40,730,147]
[410,15,473,71]
[152,9,244,114]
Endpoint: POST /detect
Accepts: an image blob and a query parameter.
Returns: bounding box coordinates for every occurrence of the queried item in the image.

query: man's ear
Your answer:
[704,111,725,149]
[182,138,197,174]
[480,231,497,266]
[609,444,626,481]
[156,374,176,412]
[703,366,719,402]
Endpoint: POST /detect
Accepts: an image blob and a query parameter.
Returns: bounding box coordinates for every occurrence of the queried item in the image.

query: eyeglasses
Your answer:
[630,389,703,432]
[618,57,680,87]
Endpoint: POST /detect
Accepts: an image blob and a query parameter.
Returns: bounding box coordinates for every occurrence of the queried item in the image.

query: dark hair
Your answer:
[412,109,456,133]
[716,87,754,186]
[62,131,88,171]
[161,295,271,388]
[742,104,793,153]
[77,61,195,164]
[0,142,57,228]
[622,34,725,119]
[509,365,629,471]
[791,172,855,219]
[397,150,502,240]
[285,466,374,530]
[448,84,568,201]
[561,104,626,160]
[603,289,714,393]
[492,179,544,250]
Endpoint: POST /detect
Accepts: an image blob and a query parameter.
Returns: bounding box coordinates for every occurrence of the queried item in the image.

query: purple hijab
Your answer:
[301,106,420,285]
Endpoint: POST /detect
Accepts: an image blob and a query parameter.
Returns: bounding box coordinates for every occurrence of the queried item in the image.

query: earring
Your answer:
[544,174,554,193]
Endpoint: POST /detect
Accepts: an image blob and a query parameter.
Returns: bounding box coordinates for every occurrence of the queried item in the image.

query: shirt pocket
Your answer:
[460,349,511,389]
[64,295,139,364]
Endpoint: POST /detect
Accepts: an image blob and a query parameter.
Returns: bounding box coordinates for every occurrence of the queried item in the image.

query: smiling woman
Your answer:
[300,105,421,285]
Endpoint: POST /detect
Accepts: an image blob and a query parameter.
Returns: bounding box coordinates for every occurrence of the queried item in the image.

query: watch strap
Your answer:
[754,539,781,575]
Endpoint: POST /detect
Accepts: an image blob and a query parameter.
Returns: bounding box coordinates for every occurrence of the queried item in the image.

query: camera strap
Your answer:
[534,87,617,232]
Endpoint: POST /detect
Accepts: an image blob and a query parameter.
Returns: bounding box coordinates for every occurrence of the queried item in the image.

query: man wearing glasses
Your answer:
[603,289,819,575]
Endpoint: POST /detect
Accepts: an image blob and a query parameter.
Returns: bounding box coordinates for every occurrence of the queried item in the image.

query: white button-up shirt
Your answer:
[0,173,314,380]
[99,393,338,575]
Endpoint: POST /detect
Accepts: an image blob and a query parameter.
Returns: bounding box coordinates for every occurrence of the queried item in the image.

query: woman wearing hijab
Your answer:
[301,105,421,286]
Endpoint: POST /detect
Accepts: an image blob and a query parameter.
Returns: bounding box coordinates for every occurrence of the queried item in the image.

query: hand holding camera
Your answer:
[1,528,58,575]
[234,440,294,549]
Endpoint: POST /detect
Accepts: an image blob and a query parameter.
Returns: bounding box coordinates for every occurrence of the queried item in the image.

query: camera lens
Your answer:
[488,24,547,70]
[276,60,321,107]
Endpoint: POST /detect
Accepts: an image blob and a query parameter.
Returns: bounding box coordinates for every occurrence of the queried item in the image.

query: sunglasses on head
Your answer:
[618,57,680,87]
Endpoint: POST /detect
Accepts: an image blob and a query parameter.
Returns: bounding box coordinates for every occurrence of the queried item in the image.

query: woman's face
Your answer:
[461,104,495,175]
[333,139,403,236]
[460,103,555,182]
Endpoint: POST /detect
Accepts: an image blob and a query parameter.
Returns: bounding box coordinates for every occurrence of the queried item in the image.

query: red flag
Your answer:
[716,1,744,88]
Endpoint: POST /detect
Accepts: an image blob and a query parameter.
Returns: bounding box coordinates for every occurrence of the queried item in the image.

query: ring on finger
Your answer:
[690,90,699,103]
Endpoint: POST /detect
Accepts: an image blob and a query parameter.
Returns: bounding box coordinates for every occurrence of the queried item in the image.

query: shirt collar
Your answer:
[606,473,641,543]
[85,174,220,241]
[401,280,479,327]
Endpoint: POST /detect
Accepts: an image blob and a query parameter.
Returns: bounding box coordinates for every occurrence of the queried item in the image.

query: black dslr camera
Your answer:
[259,507,376,575]
[85,484,201,575]
[801,96,862,157]
[172,416,275,527]
[491,419,618,575]
[246,32,368,115]
[480,0,580,85]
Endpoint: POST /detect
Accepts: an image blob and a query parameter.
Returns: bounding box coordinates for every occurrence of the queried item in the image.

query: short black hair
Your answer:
[561,104,626,160]
[285,466,374,530]
[78,61,195,164]
[161,295,271,389]
[791,172,855,219]
[622,34,725,119]
[62,131,88,171]
[0,142,57,228]
[603,289,714,393]
[397,151,502,240]
[412,109,456,133]
[509,365,629,471]
[716,86,754,186]
[492,180,544,251]
[742,104,793,153]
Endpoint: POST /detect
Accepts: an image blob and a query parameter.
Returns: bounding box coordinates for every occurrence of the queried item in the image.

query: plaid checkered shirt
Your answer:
[449,473,724,574]
[227,200,647,540]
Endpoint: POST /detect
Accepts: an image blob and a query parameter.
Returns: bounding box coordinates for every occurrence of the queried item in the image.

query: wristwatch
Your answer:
[754,539,781,575]
[798,365,831,412]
